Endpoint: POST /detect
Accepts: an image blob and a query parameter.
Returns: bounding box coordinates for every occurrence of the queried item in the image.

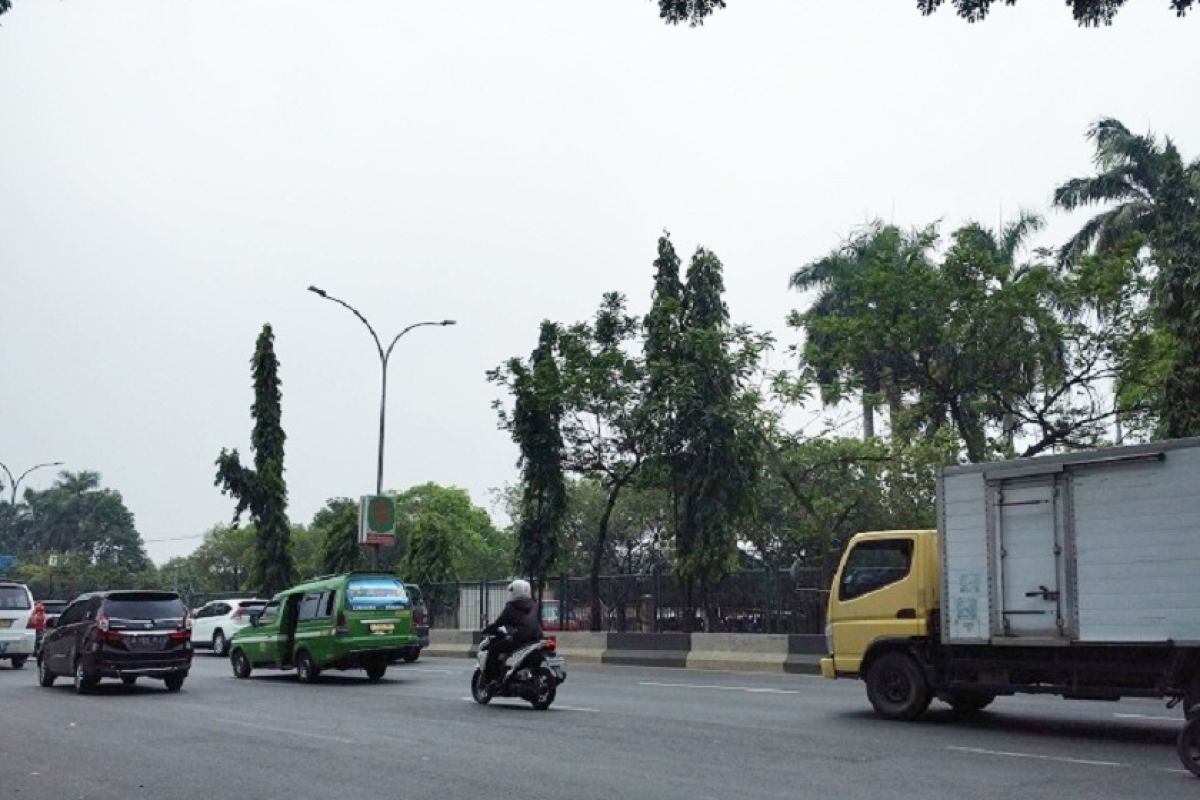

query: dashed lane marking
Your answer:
[947,746,1128,768]
[215,717,354,744]
[459,697,600,713]
[638,681,799,695]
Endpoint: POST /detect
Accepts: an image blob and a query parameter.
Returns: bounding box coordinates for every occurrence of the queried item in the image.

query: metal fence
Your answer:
[426,568,829,635]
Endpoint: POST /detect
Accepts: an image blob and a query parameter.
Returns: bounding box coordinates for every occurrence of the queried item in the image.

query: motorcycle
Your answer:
[471,630,566,710]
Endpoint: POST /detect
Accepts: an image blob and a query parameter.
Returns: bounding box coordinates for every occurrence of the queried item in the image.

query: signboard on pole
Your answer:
[0,555,16,571]
[359,495,397,547]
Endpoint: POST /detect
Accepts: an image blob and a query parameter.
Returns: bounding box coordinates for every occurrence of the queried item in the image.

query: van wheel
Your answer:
[866,652,931,721]
[212,631,228,657]
[37,657,55,688]
[164,674,185,692]
[231,649,252,679]
[296,651,320,683]
[365,659,387,682]
[401,650,420,663]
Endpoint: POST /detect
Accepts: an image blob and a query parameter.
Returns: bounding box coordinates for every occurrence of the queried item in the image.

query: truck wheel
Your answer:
[1179,715,1200,779]
[866,652,931,721]
[944,691,995,715]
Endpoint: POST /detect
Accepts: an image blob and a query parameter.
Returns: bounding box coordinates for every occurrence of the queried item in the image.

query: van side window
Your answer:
[839,539,914,601]
[321,591,336,618]
[298,593,323,621]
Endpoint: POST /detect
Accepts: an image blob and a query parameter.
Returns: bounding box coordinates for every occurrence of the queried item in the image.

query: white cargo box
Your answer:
[939,438,1200,646]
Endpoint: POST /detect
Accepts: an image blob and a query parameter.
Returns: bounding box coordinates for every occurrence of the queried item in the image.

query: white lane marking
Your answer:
[459,698,599,713]
[409,668,466,675]
[638,681,799,695]
[947,746,1128,768]
[215,717,354,744]
[1164,769,1195,776]
[1113,712,1181,722]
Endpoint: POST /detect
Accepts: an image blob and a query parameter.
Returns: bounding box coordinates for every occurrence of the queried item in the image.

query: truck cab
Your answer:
[820,530,938,679]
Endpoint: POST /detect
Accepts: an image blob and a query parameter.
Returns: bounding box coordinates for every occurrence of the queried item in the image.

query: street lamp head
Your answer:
[307,285,327,297]
[441,320,457,326]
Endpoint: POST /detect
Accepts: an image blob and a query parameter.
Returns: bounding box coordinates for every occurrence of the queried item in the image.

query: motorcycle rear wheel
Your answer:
[470,668,492,705]
[529,666,557,711]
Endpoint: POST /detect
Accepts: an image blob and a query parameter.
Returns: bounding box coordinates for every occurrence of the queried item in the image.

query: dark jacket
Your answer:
[482,597,541,645]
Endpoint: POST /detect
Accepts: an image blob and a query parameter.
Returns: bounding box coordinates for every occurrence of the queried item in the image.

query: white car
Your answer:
[0,582,36,669]
[191,598,268,657]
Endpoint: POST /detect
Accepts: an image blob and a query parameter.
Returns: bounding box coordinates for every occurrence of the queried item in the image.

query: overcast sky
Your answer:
[2,1,1197,563]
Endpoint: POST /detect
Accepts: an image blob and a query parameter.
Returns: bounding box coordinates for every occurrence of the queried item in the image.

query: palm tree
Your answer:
[1054,118,1199,265]
[1055,118,1200,437]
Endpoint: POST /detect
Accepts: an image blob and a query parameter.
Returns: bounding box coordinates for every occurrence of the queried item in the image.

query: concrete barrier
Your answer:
[602,632,690,669]
[784,634,825,675]
[425,629,828,675]
[426,629,480,659]
[686,633,790,673]
[551,632,608,664]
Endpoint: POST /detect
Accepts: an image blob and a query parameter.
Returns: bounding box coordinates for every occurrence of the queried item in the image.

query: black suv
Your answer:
[38,590,193,694]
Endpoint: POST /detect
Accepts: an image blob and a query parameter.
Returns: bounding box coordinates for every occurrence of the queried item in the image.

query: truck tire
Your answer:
[866,652,931,721]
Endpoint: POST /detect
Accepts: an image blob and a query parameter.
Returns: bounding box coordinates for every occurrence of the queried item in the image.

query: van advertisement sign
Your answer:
[358,495,397,546]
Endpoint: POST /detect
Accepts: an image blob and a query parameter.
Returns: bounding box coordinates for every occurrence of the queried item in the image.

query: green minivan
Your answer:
[228,572,418,683]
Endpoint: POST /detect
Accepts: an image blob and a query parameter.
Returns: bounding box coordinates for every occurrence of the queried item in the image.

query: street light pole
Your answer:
[0,461,64,505]
[307,286,456,565]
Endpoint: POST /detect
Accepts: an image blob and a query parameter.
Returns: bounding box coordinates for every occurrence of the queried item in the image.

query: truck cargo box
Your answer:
[939,438,1200,646]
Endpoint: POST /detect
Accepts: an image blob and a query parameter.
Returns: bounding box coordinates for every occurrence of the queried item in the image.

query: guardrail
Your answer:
[426,630,825,674]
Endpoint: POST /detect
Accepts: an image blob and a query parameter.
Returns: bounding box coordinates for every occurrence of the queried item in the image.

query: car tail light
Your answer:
[335,611,350,635]
[97,614,111,632]
[169,628,191,642]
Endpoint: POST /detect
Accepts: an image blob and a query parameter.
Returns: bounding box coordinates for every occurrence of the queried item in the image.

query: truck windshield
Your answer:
[839,540,913,601]
[347,578,409,611]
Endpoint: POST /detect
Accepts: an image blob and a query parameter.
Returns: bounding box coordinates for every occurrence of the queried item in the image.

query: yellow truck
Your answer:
[821,438,1200,722]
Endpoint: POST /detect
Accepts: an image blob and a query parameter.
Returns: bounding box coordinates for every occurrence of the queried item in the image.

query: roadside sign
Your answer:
[358,495,397,547]
[0,555,16,570]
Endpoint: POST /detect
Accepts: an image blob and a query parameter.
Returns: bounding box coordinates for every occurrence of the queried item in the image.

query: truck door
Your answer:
[994,476,1068,638]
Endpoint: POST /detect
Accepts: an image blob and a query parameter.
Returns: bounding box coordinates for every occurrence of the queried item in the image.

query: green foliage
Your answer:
[394,483,509,581]
[215,323,293,595]
[0,471,153,599]
[916,0,1193,25]
[488,322,567,589]
[314,498,361,575]
[402,512,456,586]
[1054,118,1200,437]
[658,0,726,26]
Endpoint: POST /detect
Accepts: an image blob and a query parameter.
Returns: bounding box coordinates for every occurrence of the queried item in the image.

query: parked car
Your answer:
[541,600,581,632]
[191,598,268,656]
[37,590,193,694]
[396,583,429,663]
[30,599,69,655]
[0,581,36,669]
[229,572,419,683]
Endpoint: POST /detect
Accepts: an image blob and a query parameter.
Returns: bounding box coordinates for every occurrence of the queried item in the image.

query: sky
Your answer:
[1,1,1197,563]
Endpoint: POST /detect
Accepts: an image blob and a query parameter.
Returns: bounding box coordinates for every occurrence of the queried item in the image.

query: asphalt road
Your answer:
[0,652,1194,799]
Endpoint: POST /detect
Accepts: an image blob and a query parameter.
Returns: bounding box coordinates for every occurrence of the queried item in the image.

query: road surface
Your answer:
[0,653,1193,799]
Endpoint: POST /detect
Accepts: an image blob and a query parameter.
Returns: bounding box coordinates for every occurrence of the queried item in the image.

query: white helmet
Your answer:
[507,579,532,600]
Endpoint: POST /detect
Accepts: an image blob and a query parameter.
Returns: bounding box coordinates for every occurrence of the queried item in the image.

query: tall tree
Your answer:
[393,483,509,581]
[1054,118,1200,436]
[402,511,457,586]
[489,322,568,601]
[554,293,649,630]
[675,247,767,630]
[215,324,293,595]
[314,498,361,575]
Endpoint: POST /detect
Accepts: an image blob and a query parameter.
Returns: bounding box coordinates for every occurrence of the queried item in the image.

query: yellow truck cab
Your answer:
[820,530,938,679]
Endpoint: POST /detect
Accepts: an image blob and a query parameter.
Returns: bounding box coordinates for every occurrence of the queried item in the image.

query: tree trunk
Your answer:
[861,393,876,441]
[589,481,624,632]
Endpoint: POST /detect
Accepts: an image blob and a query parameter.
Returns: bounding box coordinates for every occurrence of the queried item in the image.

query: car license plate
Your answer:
[545,656,564,667]
[0,619,12,629]
[369,623,394,635]
[132,636,165,650]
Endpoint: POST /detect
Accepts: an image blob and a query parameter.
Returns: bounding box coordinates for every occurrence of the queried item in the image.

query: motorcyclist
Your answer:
[481,579,541,685]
